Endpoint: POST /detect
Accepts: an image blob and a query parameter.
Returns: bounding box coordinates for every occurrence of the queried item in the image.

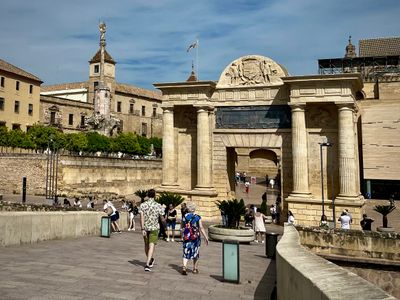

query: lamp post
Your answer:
[319,142,332,218]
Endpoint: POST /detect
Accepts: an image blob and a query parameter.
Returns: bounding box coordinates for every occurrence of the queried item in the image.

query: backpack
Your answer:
[183,214,199,241]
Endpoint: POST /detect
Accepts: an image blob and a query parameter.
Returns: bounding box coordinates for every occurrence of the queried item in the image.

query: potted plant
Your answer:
[373,201,396,232]
[208,198,255,243]
[156,192,184,208]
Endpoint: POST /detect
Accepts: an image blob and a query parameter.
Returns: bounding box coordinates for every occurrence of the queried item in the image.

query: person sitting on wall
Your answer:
[73,197,82,208]
[63,198,71,207]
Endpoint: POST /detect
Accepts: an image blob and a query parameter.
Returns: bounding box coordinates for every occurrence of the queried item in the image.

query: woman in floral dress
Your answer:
[181,202,208,275]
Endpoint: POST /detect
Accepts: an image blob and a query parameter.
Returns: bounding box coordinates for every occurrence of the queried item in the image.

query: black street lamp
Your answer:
[319,142,332,218]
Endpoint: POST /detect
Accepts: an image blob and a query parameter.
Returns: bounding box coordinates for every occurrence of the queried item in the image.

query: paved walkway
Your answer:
[0,228,277,300]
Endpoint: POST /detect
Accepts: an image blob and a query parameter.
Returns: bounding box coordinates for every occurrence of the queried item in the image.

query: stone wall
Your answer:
[0,211,128,247]
[0,153,162,197]
[297,226,400,261]
[276,225,396,300]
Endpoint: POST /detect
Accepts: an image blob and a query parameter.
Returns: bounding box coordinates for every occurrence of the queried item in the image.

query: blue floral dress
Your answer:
[182,213,201,259]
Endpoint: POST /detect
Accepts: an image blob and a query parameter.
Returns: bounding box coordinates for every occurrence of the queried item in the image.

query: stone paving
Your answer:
[0,226,278,300]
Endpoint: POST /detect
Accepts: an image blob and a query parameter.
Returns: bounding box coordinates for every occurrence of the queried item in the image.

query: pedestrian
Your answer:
[73,197,82,208]
[245,180,250,193]
[181,202,209,275]
[288,210,295,224]
[270,204,277,223]
[360,214,374,231]
[166,203,177,242]
[63,198,71,207]
[345,208,353,224]
[254,208,267,243]
[320,214,329,229]
[235,171,240,185]
[338,210,351,229]
[139,189,165,272]
[127,201,137,231]
[103,199,122,233]
[158,204,167,240]
[86,196,94,209]
[269,178,275,189]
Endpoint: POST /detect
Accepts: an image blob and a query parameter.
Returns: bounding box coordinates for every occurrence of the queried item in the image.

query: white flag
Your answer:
[186,41,198,52]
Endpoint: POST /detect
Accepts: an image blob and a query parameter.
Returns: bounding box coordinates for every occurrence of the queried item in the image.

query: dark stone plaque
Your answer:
[216,105,291,129]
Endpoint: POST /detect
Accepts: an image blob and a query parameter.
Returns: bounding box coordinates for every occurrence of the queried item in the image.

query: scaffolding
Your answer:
[318,55,400,82]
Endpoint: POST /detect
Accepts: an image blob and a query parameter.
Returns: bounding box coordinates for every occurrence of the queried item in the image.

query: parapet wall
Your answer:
[276,225,396,300]
[0,153,162,197]
[0,211,128,247]
[297,226,400,262]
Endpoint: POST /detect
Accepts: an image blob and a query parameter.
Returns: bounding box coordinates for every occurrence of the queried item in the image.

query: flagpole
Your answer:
[196,39,199,80]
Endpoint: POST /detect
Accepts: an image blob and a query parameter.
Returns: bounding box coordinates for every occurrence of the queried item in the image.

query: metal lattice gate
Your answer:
[45,149,59,201]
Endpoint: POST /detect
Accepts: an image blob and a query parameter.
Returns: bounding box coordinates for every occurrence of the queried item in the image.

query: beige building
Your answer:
[0,59,42,131]
[319,37,400,200]
[155,55,364,226]
[40,32,163,137]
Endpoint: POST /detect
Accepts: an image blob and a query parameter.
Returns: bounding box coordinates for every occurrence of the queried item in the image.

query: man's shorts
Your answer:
[144,230,159,244]
[110,211,119,222]
[166,220,176,229]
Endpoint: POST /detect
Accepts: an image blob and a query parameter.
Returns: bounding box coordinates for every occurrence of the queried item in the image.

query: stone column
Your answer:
[162,107,176,186]
[337,104,357,197]
[291,104,310,195]
[196,107,212,188]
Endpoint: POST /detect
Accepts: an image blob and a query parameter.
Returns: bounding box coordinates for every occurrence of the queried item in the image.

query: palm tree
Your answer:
[156,192,184,208]
[215,199,246,228]
[134,189,148,203]
[373,202,396,228]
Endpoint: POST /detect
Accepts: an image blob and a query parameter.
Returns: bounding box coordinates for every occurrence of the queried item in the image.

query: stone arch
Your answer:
[219,133,282,148]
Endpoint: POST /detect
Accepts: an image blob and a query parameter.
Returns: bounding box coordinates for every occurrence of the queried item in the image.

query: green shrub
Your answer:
[156,192,184,208]
[215,198,246,228]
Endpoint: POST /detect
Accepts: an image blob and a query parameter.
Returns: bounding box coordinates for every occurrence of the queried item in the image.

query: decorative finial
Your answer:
[99,21,106,47]
[192,60,195,72]
[345,35,356,58]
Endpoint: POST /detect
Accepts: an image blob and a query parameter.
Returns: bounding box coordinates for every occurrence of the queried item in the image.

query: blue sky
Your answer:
[1,0,399,90]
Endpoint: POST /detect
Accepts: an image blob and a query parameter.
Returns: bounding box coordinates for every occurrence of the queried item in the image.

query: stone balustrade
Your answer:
[276,225,396,300]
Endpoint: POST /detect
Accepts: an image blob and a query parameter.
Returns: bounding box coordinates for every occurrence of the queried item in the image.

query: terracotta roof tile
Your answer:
[41,82,88,92]
[115,83,162,100]
[0,58,42,82]
[89,50,116,64]
[359,37,400,57]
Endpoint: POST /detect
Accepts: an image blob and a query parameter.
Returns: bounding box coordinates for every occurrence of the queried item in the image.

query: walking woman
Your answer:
[181,202,208,275]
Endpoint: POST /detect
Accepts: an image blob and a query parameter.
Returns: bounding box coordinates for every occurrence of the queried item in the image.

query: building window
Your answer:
[0,77,4,87]
[94,81,99,90]
[80,115,85,127]
[0,121,6,127]
[69,114,74,125]
[141,123,147,137]
[0,98,4,111]
[50,111,56,125]
[130,103,134,114]
[153,107,157,117]
[28,104,33,116]
[94,64,99,74]
[29,85,33,94]
[16,81,20,91]
[142,106,146,116]
[12,124,21,130]
[14,101,20,113]
[117,101,122,113]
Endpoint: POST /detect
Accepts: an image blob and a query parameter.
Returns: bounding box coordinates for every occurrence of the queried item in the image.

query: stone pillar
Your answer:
[162,107,176,186]
[337,104,358,197]
[290,104,310,196]
[196,107,212,188]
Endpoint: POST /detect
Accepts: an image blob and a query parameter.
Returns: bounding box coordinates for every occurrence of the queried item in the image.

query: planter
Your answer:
[377,226,395,233]
[208,224,255,243]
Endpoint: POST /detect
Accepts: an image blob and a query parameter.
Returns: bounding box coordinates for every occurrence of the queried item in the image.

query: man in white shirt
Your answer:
[338,210,351,229]
[103,200,121,233]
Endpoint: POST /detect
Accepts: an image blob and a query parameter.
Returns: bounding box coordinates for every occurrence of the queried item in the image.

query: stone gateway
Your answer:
[154,55,364,226]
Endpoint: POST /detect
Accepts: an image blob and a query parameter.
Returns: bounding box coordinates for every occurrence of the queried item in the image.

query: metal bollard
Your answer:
[265,232,279,259]
[101,216,111,238]
[222,240,240,283]
[22,177,27,203]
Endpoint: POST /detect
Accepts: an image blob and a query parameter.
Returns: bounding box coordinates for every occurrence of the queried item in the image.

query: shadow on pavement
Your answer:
[209,274,224,282]
[168,263,182,274]
[128,259,146,267]
[254,259,277,300]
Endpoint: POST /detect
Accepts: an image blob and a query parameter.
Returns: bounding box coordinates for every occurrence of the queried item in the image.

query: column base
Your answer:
[335,195,365,207]
[287,192,313,202]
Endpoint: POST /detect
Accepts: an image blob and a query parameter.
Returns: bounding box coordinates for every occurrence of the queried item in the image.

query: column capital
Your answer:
[289,103,306,111]
[161,105,174,113]
[194,104,214,112]
[335,102,355,110]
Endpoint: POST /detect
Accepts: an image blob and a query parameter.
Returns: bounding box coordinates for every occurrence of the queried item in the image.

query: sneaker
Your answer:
[149,258,155,268]
[144,265,151,272]
[254,240,259,243]
[166,238,170,242]
[171,238,175,242]
[261,240,265,244]
[118,230,122,234]
[182,267,187,275]
[128,228,131,231]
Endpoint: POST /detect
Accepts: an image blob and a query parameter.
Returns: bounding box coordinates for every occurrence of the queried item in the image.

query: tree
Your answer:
[0,125,8,148]
[134,189,149,203]
[65,133,88,153]
[7,129,26,149]
[373,202,396,228]
[137,135,151,155]
[27,124,64,151]
[85,132,110,153]
[113,132,140,154]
